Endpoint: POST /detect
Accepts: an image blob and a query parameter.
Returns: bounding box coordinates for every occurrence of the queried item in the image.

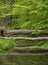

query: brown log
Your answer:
[4,30,48,37]
[0,37,48,40]
[0,30,48,36]
[0,30,48,33]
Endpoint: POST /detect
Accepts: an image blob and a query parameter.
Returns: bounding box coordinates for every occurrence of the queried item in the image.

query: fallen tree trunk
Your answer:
[0,30,48,36]
[6,30,48,34]
[0,37,48,40]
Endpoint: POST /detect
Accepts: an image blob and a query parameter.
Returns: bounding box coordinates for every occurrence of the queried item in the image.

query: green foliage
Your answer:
[0,39,15,52]
[12,0,48,30]
[0,0,48,30]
